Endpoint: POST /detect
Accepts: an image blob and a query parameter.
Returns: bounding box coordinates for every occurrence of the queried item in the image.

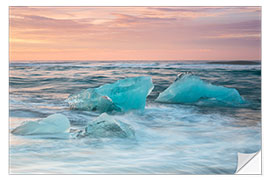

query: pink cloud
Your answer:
[9,7,261,61]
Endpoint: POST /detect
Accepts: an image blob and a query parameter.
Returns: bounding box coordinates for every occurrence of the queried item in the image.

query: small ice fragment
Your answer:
[156,73,245,106]
[11,114,70,135]
[84,113,135,138]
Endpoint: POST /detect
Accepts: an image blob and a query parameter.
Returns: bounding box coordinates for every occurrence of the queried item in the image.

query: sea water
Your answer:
[9,61,261,174]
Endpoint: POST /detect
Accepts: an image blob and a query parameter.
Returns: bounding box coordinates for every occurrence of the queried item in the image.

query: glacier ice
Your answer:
[66,88,120,113]
[11,114,70,135]
[84,113,135,138]
[66,76,154,112]
[156,73,245,106]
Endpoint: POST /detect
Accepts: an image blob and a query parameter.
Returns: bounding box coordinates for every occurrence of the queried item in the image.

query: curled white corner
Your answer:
[235,150,261,174]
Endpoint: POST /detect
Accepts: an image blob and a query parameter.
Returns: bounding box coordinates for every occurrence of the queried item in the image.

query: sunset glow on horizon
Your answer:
[9,7,261,61]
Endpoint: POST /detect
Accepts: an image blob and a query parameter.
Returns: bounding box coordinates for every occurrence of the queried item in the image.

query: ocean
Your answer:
[9,60,261,174]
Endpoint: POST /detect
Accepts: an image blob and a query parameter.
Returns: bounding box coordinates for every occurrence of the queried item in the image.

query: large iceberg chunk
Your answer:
[11,114,70,136]
[66,76,154,112]
[156,73,245,106]
[84,113,135,138]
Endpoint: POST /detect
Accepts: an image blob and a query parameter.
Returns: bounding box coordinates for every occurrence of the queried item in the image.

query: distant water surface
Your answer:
[9,60,261,174]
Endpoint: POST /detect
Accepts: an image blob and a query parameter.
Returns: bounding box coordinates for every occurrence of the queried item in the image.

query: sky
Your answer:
[9,7,261,61]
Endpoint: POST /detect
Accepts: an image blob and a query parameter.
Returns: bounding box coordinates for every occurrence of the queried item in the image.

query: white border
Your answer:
[2,0,269,179]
